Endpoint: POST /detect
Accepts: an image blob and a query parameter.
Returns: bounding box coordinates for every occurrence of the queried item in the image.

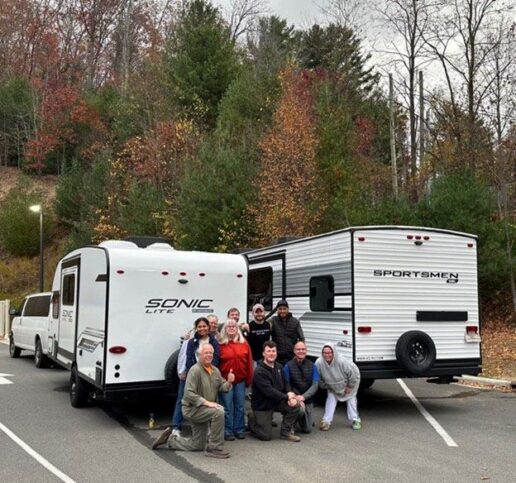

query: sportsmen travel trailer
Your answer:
[245,226,481,386]
[48,240,247,407]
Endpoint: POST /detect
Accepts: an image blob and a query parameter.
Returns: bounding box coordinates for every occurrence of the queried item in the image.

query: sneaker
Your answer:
[319,421,330,431]
[224,434,235,441]
[205,448,230,459]
[151,427,172,450]
[235,433,246,440]
[352,420,361,431]
[171,429,181,437]
[280,433,301,442]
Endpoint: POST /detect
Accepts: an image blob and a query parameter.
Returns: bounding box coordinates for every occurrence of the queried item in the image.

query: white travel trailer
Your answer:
[245,226,481,385]
[48,239,247,407]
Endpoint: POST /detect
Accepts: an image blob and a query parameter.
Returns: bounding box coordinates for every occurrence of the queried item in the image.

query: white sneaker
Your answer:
[172,429,181,437]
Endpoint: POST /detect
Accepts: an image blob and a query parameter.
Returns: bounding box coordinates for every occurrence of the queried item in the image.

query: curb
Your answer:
[456,374,516,391]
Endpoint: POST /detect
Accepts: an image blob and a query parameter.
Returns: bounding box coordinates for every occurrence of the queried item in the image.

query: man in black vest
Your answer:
[270,299,304,366]
[284,341,320,433]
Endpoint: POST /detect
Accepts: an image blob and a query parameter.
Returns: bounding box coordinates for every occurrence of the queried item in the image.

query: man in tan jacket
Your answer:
[152,343,235,458]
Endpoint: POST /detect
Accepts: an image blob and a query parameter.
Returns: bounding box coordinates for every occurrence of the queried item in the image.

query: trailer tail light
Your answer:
[237,274,243,278]
[423,236,430,241]
[467,243,474,248]
[466,326,478,334]
[199,272,206,277]
[180,272,187,276]
[357,326,372,334]
[342,330,348,335]
[116,270,124,275]
[162,271,169,276]
[415,235,421,240]
[109,346,127,354]
[407,235,413,240]
[358,237,365,242]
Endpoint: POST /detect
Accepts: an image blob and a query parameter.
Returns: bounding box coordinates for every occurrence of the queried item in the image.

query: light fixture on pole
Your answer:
[30,204,44,292]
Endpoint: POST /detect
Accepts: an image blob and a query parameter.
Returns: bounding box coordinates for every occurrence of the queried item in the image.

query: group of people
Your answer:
[151,299,362,459]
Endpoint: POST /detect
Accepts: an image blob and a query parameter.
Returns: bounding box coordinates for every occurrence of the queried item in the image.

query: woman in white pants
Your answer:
[315,343,361,431]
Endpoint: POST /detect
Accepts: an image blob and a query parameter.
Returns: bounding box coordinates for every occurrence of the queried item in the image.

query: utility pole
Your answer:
[419,71,424,168]
[389,74,398,200]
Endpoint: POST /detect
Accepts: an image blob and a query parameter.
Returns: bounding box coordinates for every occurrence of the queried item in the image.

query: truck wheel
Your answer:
[396,331,436,376]
[164,350,180,394]
[9,336,21,358]
[70,365,89,408]
[34,338,48,368]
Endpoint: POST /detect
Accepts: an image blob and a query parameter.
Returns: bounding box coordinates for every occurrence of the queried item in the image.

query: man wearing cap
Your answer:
[247,303,272,365]
[270,299,304,366]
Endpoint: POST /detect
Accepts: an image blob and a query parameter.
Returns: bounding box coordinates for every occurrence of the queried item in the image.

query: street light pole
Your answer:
[30,205,44,292]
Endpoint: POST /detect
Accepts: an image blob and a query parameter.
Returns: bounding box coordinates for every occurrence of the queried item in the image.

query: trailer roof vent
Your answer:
[124,236,170,248]
[99,240,138,249]
[146,243,175,251]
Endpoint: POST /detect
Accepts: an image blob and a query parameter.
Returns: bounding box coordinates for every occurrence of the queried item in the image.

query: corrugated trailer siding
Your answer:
[353,229,480,362]
[282,232,353,358]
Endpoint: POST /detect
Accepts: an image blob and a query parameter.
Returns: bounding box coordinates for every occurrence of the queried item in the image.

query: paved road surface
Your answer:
[0,342,514,482]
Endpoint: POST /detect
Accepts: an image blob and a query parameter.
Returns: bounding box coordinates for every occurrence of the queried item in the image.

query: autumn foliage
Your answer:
[251,68,326,245]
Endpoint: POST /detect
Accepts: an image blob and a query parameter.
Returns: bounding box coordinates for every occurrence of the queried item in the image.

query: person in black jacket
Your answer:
[249,341,301,442]
[270,299,304,365]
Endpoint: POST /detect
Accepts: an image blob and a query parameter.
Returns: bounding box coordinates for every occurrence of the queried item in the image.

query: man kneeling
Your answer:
[249,341,301,442]
[152,343,234,458]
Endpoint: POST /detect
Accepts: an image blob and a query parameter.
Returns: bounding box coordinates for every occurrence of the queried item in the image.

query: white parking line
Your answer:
[0,421,76,482]
[397,378,458,447]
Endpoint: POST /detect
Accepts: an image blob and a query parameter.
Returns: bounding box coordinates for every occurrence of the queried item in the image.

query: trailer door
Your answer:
[57,263,79,366]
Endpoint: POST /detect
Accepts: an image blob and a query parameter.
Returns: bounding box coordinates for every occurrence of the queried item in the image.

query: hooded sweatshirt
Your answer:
[315,343,360,402]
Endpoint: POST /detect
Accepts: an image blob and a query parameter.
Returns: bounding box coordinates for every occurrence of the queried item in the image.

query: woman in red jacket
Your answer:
[218,319,254,440]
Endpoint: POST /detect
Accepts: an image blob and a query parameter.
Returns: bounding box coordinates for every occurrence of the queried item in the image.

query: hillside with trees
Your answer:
[0,0,514,332]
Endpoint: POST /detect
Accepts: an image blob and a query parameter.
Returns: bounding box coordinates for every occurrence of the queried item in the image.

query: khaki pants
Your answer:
[249,401,300,441]
[168,405,225,452]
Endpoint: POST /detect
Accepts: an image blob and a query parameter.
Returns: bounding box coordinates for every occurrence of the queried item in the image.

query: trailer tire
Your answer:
[395,331,436,376]
[9,336,21,358]
[70,365,89,408]
[164,350,180,394]
[34,338,48,368]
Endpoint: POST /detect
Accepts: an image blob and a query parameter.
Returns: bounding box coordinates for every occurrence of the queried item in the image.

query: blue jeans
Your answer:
[172,379,186,430]
[220,381,246,436]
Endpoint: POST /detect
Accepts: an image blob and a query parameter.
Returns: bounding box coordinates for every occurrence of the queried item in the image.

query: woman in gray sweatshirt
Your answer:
[315,343,361,431]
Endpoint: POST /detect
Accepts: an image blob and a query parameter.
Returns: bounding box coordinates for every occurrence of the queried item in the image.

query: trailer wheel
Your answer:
[164,351,180,394]
[9,336,21,358]
[396,331,436,376]
[34,338,48,368]
[70,365,89,408]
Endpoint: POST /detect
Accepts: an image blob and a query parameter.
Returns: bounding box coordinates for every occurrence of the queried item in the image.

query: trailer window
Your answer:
[249,267,273,311]
[24,295,51,317]
[62,274,75,306]
[310,276,334,312]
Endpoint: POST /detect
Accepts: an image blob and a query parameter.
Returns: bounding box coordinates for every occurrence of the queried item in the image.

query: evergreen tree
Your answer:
[164,0,239,126]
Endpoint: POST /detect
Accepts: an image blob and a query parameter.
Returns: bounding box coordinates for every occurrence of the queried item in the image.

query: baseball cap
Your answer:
[276,299,289,308]
[252,303,265,313]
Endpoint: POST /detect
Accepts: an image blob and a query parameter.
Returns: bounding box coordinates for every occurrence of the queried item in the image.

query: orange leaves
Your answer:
[252,68,325,245]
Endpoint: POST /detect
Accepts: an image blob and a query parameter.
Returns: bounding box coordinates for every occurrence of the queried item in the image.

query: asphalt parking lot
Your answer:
[1,342,514,482]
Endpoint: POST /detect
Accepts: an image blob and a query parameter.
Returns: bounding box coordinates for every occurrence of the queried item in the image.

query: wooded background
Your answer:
[0,0,514,313]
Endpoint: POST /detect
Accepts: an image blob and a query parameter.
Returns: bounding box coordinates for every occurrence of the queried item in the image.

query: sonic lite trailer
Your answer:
[245,226,481,385]
[48,240,247,407]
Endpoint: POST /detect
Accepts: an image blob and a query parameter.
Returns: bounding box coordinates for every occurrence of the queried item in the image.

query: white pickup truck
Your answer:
[9,292,52,368]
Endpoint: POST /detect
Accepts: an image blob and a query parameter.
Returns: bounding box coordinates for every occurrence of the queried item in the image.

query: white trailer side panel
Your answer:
[353,228,480,362]
[76,248,108,384]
